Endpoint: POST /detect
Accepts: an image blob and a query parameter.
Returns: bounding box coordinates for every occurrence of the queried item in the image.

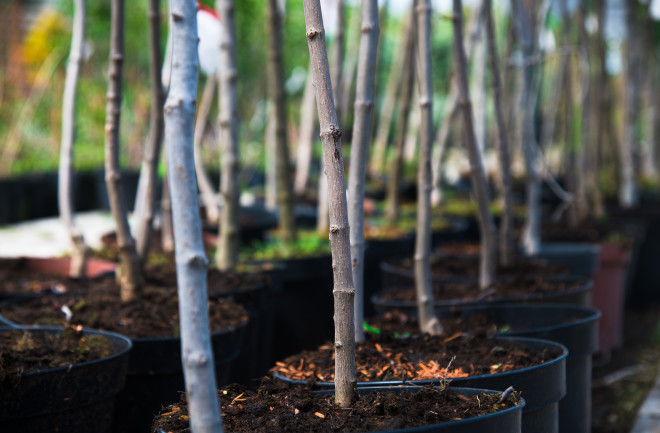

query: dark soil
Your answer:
[0,326,116,384]
[271,328,561,384]
[0,258,92,298]
[153,382,522,433]
[377,275,585,303]
[0,268,250,339]
[591,305,660,433]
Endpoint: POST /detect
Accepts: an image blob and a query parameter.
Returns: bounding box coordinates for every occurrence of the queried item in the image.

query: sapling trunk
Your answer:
[59,0,89,278]
[266,0,297,246]
[332,0,345,126]
[512,0,541,255]
[414,0,441,334]
[452,0,496,289]
[194,75,220,224]
[161,168,175,252]
[619,0,641,208]
[348,0,379,345]
[165,1,223,431]
[484,0,514,268]
[303,0,357,408]
[431,3,482,206]
[369,7,413,180]
[293,65,317,196]
[135,0,166,262]
[216,0,240,271]
[576,4,590,222]
[385,26,415,225]
[104,0,144,301]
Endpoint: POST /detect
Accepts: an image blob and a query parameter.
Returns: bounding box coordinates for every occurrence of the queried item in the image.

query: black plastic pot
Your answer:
[111,318,248,433]
[372,275,593,313]
[0,296,248,433]
[275,336,566,433]
[261,254,335,364]
[156,386,524,433]
[436,303,600,433]
[0,325,132,433]
[526,242,601,278]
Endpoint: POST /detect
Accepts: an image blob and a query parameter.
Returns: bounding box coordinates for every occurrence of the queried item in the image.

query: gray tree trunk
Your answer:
[644,59,660,180]
[165,1,223,431]
[369,8,413,179]
[161,168,175,252]
[385,25,415,225]
[348,0,379,345]
[135,0,166,262]
[104,0,143,301]
[512,0,541,255]
[431,3,482,205]
[59,0,89,278]
[332,0,345,126]
[414,0,441,334]
[303,0,357,408]
[619,0,640,208]
[485,0,514,268]
[193,75,220,224]
[267,0,297,246]
[453,0,496,289]
[216,0,240,270]
[293,65,317,195]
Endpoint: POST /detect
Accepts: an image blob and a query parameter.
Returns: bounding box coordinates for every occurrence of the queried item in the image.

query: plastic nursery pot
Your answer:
[372,275,593,314]
[0,296,248,433]
[0,325,132,433]
[111,317,248,433]
[256,254,335,364]
[155,386,524,433]
[592,243,631,357]
[275,336,567,433]
[436,303,600,433]
[526,242,601,278]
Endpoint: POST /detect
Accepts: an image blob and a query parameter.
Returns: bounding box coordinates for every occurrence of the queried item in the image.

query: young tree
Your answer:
[266,0,297,247]
[303,0,356,407]
[104,0,144,301]
[348,0,379,345]
[511,0,542,255]
[165,0,223,430]
[59,0,90,278]
[484,0,514,268]
[453,0,496,289]
[293,65,317,196]
[134,0,166,262]
[414,0,441,334]
[385,20,415,225]
[216,0,240,270]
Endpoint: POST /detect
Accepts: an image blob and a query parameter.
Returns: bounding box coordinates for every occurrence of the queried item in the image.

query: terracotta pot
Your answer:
[592,243,631,356]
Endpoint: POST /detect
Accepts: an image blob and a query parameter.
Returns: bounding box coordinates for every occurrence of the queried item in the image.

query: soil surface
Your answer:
[0,258,92,298]
[0,267,252,338]
[270,326,562,384]
[153,381,522,433]
[0,326,116,384]
[377,274,585,304]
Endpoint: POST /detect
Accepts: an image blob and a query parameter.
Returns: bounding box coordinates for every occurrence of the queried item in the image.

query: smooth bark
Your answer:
[332,0,345,126]
[619,0,640,208]
[293,65,317,195]
[484,0,514,268]
[135,0,166,262]
[385,26,415,225]
[267,0,297,246]
[369,8,413,179]
[348,0,379,345]
[303,0,356,408]
[216,0,240,270]
[161,168,175,252]
[193,75,220,224]
[453,0,496,289]
[414,0,441,334]
[165,1,223,431]
[104,0,143,301]
[59,0,89,278]
[512,0,541,255]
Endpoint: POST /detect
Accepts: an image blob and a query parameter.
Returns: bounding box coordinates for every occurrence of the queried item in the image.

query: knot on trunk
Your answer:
[306,28,322,39]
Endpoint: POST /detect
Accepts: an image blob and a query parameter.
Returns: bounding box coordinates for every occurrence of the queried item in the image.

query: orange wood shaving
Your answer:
[315,412,325,419]
[443,332,463,343]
